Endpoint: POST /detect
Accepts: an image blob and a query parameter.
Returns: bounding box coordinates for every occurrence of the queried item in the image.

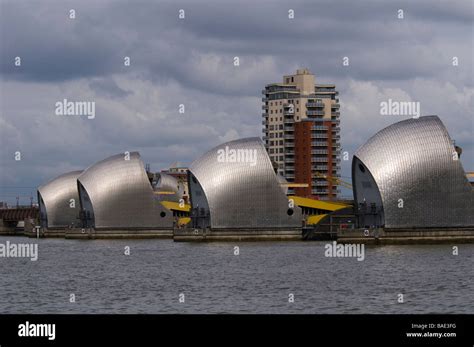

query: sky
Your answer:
[0,0,473,204]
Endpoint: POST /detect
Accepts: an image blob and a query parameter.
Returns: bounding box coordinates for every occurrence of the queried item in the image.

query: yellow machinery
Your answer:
[288,195,350,226]
[159,201,191,227]
[280,183,309,188]
[315,172,352,190]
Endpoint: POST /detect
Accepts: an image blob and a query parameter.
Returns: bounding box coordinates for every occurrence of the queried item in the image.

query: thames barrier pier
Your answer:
[1,116,473,244]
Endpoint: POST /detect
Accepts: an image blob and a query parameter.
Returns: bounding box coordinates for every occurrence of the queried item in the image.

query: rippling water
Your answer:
[0,236,472,314]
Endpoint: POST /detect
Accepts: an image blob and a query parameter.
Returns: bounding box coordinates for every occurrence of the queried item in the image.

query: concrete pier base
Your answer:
[24,229,64,238]
[337,228,474,245]
[23,228,174,239]
[64,228,173,239]
[173,228,302,242]
[0,229,21,236]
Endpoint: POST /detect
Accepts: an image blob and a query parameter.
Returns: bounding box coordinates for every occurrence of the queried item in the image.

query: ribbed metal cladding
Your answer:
[77,152,173,229]
[37,171,82,228]
[354,116,474,228]
[189,137,302,229]
[156,173,183,202]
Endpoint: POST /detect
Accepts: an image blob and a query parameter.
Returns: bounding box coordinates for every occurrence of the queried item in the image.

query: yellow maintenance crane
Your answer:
[279,183,309,188]
[315,172,352,190]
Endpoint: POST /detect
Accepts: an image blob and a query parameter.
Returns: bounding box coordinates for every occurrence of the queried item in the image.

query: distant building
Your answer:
[262,68,340,200]
[352,116,474,229]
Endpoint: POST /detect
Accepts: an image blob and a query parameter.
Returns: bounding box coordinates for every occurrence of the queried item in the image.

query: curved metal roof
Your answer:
[189,137,302,229]
[77,152,173,229]
[155,172,184,202]
[37,170,82,228]
[353,116,473,228]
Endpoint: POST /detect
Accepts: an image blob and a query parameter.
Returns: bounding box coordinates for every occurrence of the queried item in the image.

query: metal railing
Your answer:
[307,110,325,116]
[306,102,324,108]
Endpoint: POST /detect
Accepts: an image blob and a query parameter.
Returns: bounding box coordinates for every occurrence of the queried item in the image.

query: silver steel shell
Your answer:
[353,116,473,228]
[189,137,302,229]
[77,152,173,229]
[155,172,184,202]
[37,171,82,228]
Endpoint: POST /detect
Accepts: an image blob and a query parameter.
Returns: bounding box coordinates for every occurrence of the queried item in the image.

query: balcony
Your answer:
[312,189,329,194]
[315,87,335,92]
[284,142,295,148]
[314,181,329,186]
[284,134,294,140]
[306,102,324,108]
[284,126,294,131]
[284,157,294,163]
[312,125,328,131]
[285,150,295,155]
[315,165,328,171]
[311,150,328,154]
[311,133,328,139]
[312,141,328,146]
[312,157,328,162]
[331,104,340,109]
[307,110,325,116]
[262,105,268,110]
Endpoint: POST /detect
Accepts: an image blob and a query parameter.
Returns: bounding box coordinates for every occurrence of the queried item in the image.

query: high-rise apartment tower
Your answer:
[262,68,340,200]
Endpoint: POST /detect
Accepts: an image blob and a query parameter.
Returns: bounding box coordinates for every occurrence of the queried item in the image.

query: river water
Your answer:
[0,237,472,314]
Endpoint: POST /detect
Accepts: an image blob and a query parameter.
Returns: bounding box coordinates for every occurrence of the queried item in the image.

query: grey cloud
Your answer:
[0,0,472,204]
[89,78,132,99]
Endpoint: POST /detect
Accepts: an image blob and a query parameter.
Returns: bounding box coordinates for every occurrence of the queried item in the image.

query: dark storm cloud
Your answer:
[1,0,472,88]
